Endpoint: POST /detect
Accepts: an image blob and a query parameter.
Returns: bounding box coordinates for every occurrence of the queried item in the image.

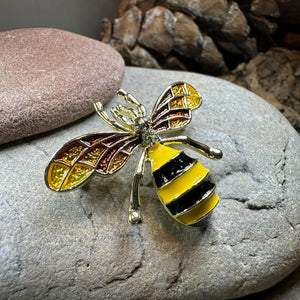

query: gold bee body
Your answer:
[45,82,222,226]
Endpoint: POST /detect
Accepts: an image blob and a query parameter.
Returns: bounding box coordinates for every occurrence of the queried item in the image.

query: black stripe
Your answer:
[153,152,196,188]
[166,179,215,215]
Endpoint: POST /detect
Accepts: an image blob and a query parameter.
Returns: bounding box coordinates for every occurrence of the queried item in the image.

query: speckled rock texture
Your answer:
[0,67,299,299]
[0,27,125,145]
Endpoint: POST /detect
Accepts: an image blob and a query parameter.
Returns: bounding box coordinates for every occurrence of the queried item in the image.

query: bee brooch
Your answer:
[45,82,222,226]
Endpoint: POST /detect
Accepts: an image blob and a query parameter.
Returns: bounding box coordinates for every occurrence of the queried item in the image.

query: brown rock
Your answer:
[221,2,250,41]
[100,18,112,43]
[158,0,201,18]
[236,37,258,59]
[222,47,300,132]
[276,0,300,24]
[107,39,132,65]
[249,15,278,35]
[0,28,125,145]
[282,32,300,50]
[250,0,280,17]
[136,0,158,15]
[138,6,176,54]
[130,45,161,68]
[160,0,228,28]
[113,6,142,49]
[161,55,187,70]
[173,11,203,59]
[118,0,157,16]
[196,0,229,28]
[217,41,242,56]
[218,37,257,59]
[118,0,138,16]
[198,35,226,74]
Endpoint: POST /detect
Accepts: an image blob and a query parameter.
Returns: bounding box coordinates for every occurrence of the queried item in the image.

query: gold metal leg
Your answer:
[160,136,222,160]
[117,89,147,117]
[128,148,147,225]
[94,102,128,132]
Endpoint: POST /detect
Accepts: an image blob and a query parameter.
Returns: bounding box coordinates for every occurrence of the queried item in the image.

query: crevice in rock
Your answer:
[79,200,95,228]
[223,196,278,210]
[166,256,185,290]
[89,229,145,291]
[47,285,59,292]
[9,286,27,298]
[101,248,145,288]
[105,260,143,286]
[226,136,263,184]
[223,197,249,204]
[246,203,276,210]
[285,216,296,231]
[229,237,251,248]
[275,138,289,206]
[15,255,23,278]
[241,162,262,184]
[230,136,243,154]
[276,138,288,183]
[78,198,97,259]
[27,140,49,157]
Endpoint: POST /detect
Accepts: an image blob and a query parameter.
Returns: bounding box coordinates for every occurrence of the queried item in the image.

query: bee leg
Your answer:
[128,148,147,225]
[160,136,222,160]
[94,102,128,132]
[117,89,147,118]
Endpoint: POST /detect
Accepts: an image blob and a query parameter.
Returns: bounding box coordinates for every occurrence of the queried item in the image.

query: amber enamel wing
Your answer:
[45,82,222,226]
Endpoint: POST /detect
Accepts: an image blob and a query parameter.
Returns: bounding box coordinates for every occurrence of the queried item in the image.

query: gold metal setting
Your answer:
[45,82,222,226]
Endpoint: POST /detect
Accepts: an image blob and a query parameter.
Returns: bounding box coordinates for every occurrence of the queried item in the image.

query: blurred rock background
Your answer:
[100,0,300,133]
[1,0,298,132]
[0,0,121,39]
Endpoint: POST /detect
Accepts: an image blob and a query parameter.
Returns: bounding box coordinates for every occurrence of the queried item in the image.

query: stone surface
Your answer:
[0,27,125,145]
[240,266,300,299]
[0,67,299,299]
[223,47,300,133]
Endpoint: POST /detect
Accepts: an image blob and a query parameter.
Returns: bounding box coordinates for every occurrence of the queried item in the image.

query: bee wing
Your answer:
[151,82,202,133]
[45,132,141,192]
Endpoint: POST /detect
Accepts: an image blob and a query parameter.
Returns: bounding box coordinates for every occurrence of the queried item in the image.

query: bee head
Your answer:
[133,116,151,133]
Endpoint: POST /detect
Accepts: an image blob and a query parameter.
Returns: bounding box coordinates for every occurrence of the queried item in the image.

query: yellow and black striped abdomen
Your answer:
[149,143,219,226]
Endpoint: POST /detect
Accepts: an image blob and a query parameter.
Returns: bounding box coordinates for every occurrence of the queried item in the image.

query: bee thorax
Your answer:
[141,128,160,148]
[133,117,149,132]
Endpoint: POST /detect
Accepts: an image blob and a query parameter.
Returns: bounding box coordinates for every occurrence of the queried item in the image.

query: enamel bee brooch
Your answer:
[45,82,222,226]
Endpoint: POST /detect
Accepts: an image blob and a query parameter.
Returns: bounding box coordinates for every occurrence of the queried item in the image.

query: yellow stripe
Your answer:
[148,143,181,172]
[176,193,219,225]
[158,161,208,204]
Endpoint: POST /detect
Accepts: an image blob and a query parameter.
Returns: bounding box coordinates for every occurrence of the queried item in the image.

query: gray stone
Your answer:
[0,67,299,299]
[0,28,125,145]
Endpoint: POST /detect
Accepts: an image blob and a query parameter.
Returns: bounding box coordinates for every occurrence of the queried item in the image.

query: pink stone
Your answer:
[0,28,125,145]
